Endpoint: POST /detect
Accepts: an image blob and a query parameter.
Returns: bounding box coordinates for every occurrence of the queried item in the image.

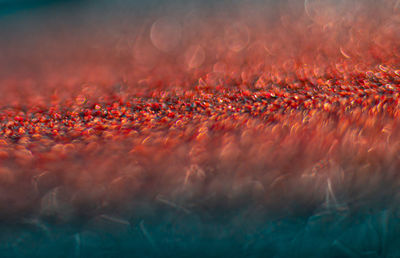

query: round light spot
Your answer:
[150,17,182,52]
[225,22,250,52]
[304,0,348,25]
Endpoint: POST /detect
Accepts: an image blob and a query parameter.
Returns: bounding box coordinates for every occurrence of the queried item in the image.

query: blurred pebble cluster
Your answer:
[1,0,400,257]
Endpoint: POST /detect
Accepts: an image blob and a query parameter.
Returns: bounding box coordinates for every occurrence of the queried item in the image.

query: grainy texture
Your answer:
[1,0,400,257]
